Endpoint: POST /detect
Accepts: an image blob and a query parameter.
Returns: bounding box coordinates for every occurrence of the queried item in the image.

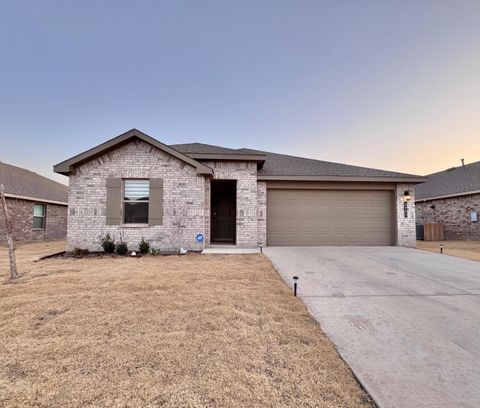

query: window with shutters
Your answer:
[124,180,149,223]
[33,204,46,229]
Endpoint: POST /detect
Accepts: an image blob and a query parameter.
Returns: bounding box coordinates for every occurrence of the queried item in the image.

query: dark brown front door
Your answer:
[211,181,236,243]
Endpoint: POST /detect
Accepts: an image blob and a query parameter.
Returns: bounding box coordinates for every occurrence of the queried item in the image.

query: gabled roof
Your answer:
[173,143,425,183]
[54,129,213,176]
[54,129,424,183]
[0,162,68,204]
[415,161,480,201]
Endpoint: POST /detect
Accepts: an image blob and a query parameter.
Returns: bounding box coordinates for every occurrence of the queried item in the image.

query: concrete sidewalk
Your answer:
[265,246,480,408]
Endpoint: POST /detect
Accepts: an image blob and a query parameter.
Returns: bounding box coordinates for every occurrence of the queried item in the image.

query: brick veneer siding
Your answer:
[257,181,267,246]
[416,193,480,240]
[203,161,259,247]
[67,140,206,252]
[63,138,417,250]
[395,183,416,247]
[0,198,67,243]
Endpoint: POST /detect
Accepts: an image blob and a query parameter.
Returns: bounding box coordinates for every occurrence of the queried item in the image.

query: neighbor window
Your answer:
[124,179,149,223]
[33,204,46,229]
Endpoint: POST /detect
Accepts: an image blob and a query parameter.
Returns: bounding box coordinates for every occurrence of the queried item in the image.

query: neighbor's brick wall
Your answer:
[257,181,267,245]
[0,198,67,242]
[395,183,416,247]
[204,161,259,247]
[67,140,206,252]
[416,193,480,240]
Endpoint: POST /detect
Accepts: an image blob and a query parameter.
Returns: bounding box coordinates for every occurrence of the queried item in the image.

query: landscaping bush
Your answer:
[98,233,115,253]
[138,237,150,254]
[115,241,129,255]
[149,247,159,255]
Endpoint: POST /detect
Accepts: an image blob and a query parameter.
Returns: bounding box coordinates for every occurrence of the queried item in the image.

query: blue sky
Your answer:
[1,0,479,184]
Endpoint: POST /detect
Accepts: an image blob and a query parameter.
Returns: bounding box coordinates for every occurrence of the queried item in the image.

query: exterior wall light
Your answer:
[403,191,412,202]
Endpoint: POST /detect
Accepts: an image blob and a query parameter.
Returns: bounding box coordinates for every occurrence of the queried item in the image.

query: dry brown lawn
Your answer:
[0,241,373,408]
[417,240,480,262]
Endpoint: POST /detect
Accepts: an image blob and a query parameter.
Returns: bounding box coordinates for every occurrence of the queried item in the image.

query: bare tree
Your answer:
[167,198,191,253]
[0,184,18,279]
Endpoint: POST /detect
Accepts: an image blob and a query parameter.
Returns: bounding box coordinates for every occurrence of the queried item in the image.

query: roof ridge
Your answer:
[171,142,240,150]
[425,159,480,177]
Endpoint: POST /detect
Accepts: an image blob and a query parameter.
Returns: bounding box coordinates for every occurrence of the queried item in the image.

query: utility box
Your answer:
[416,224,424,240]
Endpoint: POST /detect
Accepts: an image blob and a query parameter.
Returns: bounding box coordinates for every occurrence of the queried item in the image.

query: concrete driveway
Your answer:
[264,246,480,408]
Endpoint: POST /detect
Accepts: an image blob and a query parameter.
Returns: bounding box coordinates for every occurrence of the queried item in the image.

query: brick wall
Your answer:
[0,198,67,242]
[416,193,480,240]
[64,138,418,250]
[67,140,206,252]
[204,161,259,247]
[395,183,416,247]
[257,181,267,245]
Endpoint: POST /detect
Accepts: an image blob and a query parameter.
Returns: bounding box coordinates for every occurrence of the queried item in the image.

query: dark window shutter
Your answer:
[149,178,163,225]
[106,178,122,225]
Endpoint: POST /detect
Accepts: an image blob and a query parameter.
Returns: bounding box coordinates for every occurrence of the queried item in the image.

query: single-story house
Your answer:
[416,160,480,239]
[0,162,68,242]
[54,129,425,253]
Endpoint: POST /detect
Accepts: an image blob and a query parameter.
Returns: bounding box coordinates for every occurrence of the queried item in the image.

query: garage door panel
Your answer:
[267,189,393,246]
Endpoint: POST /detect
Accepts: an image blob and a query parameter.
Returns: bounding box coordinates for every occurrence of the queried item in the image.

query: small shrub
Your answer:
[138,237,150,254]
[98,233,115,253]
[149,247,159,255]
[115,241,129,255]
[72,248,89,257]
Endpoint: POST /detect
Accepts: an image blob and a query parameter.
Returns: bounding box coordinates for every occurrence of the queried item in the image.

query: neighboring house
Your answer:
[54,129,424,253]
[416,161,480,239]
[0,162,68,242]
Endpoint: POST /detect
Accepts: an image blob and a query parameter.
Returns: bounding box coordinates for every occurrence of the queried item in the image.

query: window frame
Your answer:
[122,179,150,225]
[33,203,46,230]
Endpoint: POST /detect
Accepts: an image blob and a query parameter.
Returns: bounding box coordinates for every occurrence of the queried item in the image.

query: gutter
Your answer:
[4,193,68,206]
[257,175,427,183]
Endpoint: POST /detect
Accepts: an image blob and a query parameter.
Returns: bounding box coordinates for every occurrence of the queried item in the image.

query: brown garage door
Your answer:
[267,189,394,246]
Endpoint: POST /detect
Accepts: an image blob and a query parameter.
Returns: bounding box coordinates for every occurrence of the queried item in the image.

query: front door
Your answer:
[211,181,236,243]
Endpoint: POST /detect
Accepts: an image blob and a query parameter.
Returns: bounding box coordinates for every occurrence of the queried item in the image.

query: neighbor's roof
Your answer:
[0,162,68,204]
[415,161,480,200]
[173,144,425,182]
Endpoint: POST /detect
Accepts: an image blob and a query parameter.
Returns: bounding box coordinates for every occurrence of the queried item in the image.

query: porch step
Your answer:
[202,246,260,254]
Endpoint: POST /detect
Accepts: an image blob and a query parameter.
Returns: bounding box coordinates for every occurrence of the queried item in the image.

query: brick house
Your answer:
[0,162,68,242]
[415,160,480,239]
[54,129,424,253]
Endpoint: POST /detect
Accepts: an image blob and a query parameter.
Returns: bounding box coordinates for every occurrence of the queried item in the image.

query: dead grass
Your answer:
[0,241,373,408]
[417,240,480,262]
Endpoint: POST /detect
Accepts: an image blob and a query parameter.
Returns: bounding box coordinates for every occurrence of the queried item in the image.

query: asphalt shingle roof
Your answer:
[172,143,422,179]
[0,162,68,203]
[170,143,247,155]
[415,161,480,200]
